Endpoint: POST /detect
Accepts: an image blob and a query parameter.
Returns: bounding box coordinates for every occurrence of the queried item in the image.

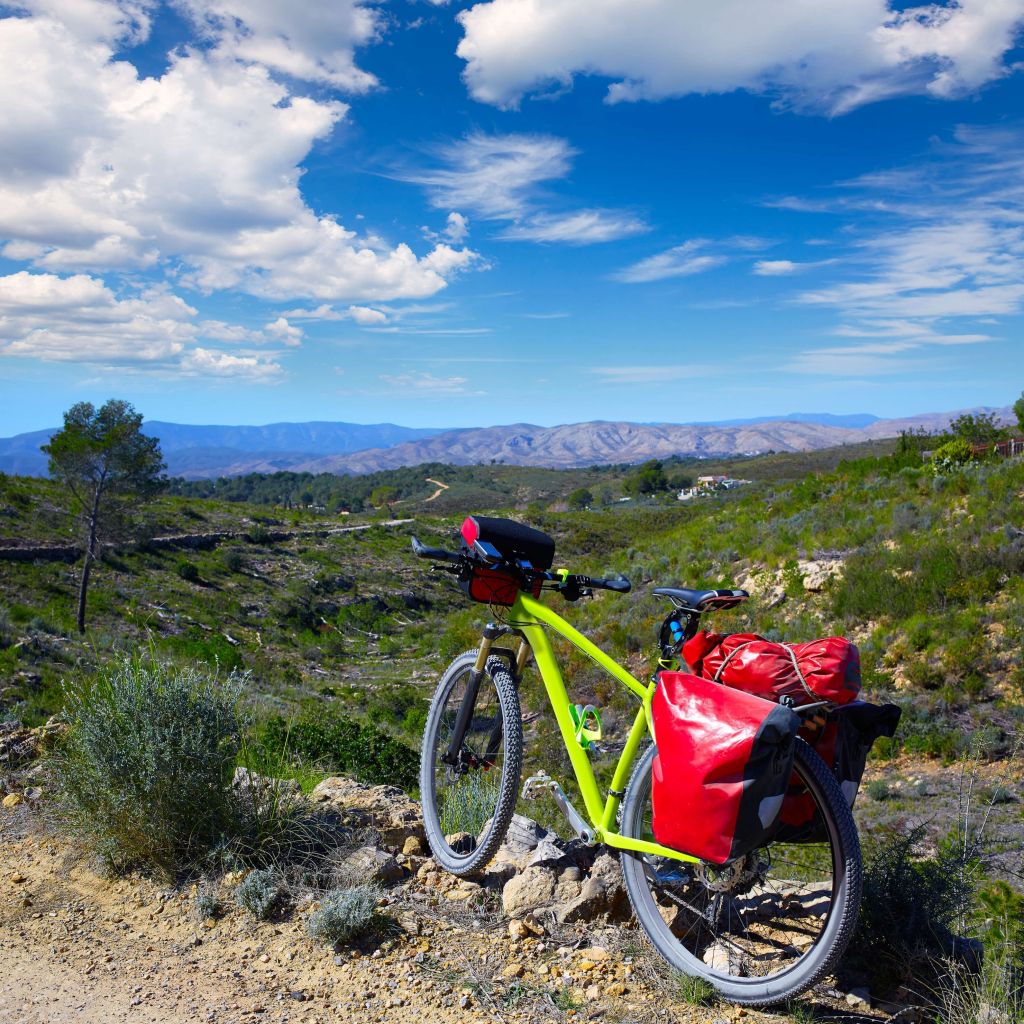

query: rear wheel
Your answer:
[619,739,861,1007]
[420,651,523,876]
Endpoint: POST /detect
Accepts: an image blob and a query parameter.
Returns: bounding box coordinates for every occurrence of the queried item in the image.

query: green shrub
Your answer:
[235,867,282,920]
[162,628,244,673]
[176,560,200,582]
[50,656,244,877]
[851,825,975,992]
[931,438,975,475]
[0,605,13,648]
[865,778,893,801]
[256,710,419,791]
[305,884,380,944]
[195,879,222,919]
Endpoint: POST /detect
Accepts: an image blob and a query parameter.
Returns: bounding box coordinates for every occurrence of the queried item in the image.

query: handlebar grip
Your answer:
[579,574,632,593]
[411,536,462,563]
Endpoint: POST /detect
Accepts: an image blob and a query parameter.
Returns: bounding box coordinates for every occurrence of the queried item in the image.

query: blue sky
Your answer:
[1,0,1023,435]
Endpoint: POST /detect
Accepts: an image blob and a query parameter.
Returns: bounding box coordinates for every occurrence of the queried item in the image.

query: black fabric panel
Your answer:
[729,702,801,861]
[468,515,556,569]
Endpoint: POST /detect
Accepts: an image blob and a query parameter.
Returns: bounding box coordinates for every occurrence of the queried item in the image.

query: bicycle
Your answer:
[412,515,861,1007]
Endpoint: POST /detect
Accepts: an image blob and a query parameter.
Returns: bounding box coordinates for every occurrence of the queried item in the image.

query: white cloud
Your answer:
[377,371,485,396]
[784,126,1024,374]
[348,305,389,325]
[455,0,1024,113]
[499,209,648,245]
[0,7,476,304]
[173,0,382,92]
[590,365,711,385]
[401,132,647,245]
[444,211,469,243]
[0,271,284,379]
[612,241,727,284]
[754,260,800,276]
[264,316,303,346]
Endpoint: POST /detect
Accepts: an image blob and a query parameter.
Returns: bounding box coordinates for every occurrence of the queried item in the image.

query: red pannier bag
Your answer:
[779,702,902,833]
[651,672,801,864]
[683,632,862,705]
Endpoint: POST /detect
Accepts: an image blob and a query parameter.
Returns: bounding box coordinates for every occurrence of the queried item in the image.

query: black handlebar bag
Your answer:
[651,672,801,865]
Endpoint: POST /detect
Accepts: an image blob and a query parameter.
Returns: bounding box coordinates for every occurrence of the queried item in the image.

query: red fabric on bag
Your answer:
[681,630,724,673]
[699,634,861,705]
[651,672,799,864]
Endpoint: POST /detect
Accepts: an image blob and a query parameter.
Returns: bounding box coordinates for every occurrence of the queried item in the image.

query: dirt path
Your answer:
[0,817,717,1024]
[423,479,449,503]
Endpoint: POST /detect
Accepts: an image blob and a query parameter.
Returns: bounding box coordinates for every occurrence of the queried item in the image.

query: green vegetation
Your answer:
[305,884,381,944]
[43,399,166,632]
[50,656,245,877]
[234,867,283,920]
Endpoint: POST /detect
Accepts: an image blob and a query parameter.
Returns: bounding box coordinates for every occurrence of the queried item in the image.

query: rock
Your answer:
[2,793,22,809]
[312,777,425,849]
[10,872,26,884]
[232,767,301,809]
[501,866,557,919]
[340,847,403,884]
[23,787,42,801]
[556,853,630,924]
[578,947,611,961]
[494,815,549,867]
[765,586,786,609]
[402,836,423,857]
[508,920,530,941]
[605,982,627,997]
[502,963,525,979]
[526,837,568,868]
[798,558,844,593]
[845,987,871,1008]
[702,941,742,974]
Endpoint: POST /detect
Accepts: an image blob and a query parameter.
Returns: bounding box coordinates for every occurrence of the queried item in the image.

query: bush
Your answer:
[931,438,975,475]
[256,710,419,791]
[235,867,282,920]
[176,560,200,582]
[50,656,244,877]
[851,825,975,993]
[305,883,380,944]
[195,879,222,919]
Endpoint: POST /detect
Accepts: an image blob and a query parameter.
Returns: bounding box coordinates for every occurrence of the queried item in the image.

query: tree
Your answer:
[566,487,593,511]
[43,400,166,632]
[1013,391,1024,435]
[369,485,397,510]
[949,411,1005,445]
[623,459,669,497]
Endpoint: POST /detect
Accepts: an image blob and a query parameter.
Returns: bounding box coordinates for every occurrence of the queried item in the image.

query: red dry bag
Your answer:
[685,632,861,706]
[651,672,801,865]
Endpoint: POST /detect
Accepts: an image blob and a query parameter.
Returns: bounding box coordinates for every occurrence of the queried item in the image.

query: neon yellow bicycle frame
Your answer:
[503,590,699,865]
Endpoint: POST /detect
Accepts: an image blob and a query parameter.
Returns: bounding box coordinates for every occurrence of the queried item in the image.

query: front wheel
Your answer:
[619,738,862,1007]
[420,651,523,876]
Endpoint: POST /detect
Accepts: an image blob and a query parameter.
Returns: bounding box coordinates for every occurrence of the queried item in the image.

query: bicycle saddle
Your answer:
[653,586,749,611]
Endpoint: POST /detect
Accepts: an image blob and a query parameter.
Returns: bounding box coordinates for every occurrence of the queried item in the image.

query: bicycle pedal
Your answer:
[521,770,554,800]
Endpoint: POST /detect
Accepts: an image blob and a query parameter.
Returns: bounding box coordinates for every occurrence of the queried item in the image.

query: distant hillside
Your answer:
[298,407,1014,474]
[0,420,445,477]
[0,406,1012,479]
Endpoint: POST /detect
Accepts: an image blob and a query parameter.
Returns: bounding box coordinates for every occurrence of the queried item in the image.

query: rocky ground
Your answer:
[2,754,1019,1024]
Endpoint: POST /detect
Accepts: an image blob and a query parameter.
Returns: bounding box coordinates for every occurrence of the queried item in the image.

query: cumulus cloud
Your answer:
[0,6,475,304]
[0,271,285,379]
[400,132,647,244]
[173,0,382,92]
[455,0,1024,113]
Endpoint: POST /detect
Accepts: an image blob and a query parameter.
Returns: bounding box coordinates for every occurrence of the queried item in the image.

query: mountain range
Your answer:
[0,407,1011,480]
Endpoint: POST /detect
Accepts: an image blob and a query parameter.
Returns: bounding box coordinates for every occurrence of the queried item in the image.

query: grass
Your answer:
[438,770,502,838]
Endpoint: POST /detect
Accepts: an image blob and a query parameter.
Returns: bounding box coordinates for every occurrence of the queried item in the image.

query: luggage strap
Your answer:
[712,638,821,703]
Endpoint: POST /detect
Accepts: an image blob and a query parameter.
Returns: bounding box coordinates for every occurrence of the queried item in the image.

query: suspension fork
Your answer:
[442,624,529,768]
[442,623,502,766]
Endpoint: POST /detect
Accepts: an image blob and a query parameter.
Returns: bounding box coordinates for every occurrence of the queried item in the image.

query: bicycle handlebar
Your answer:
[410,536,631,597]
